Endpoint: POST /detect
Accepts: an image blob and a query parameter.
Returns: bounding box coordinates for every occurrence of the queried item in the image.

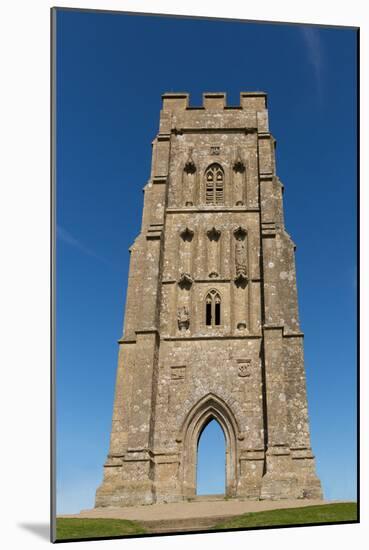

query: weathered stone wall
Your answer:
[95,92,322,507]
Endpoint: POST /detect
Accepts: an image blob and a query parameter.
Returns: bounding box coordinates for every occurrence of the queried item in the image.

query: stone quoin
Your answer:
[95,92,322,506]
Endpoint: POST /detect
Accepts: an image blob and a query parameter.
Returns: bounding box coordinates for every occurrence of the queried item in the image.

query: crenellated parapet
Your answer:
[162,91,267,112]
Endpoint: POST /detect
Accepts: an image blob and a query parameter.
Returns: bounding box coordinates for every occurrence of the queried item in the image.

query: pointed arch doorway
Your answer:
[179,393,239,499]
[196,418,226,496]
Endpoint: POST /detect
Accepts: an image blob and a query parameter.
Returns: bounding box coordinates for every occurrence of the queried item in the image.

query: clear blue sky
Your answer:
[55,9,357,513]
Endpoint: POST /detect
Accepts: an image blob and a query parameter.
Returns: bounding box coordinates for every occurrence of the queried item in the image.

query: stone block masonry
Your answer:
[95,92,322,507]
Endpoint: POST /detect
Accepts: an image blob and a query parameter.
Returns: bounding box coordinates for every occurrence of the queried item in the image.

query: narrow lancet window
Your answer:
[215,298,221,326]
[205,290,221,327]
[206,299,212,326]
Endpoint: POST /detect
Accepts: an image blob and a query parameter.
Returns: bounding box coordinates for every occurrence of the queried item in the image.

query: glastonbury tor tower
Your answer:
[95,92,322,506]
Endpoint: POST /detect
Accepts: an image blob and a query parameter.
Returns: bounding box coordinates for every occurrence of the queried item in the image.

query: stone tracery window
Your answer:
[205,289,221,327]
[205,164,224,205]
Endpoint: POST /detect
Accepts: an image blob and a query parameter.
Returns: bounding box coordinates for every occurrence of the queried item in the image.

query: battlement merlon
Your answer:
[161,91,268,110]
[160,92,269,133]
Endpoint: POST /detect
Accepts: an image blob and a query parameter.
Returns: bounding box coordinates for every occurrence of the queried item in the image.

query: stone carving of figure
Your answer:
[235,237,247,276]
[177,306,190,331]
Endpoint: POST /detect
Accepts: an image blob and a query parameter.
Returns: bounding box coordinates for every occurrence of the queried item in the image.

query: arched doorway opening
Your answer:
[179,393,239,499]
[196,418,226,495]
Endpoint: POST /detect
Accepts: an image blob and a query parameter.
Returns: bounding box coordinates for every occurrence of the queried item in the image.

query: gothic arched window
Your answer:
[205,164,224,205]
[205,290,221,327]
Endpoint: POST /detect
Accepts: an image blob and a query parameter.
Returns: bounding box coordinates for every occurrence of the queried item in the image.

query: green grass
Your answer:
[56,518,146,541]
[213,503,357,530]
[56,503,357,539]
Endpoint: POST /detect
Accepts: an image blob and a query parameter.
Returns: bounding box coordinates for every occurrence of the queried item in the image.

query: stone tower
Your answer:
[95,92,322,506]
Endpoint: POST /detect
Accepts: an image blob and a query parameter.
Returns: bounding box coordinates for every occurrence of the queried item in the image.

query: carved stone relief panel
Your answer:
[177,306,190,332]
[237,359,251,377]
[170,365,186,381]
